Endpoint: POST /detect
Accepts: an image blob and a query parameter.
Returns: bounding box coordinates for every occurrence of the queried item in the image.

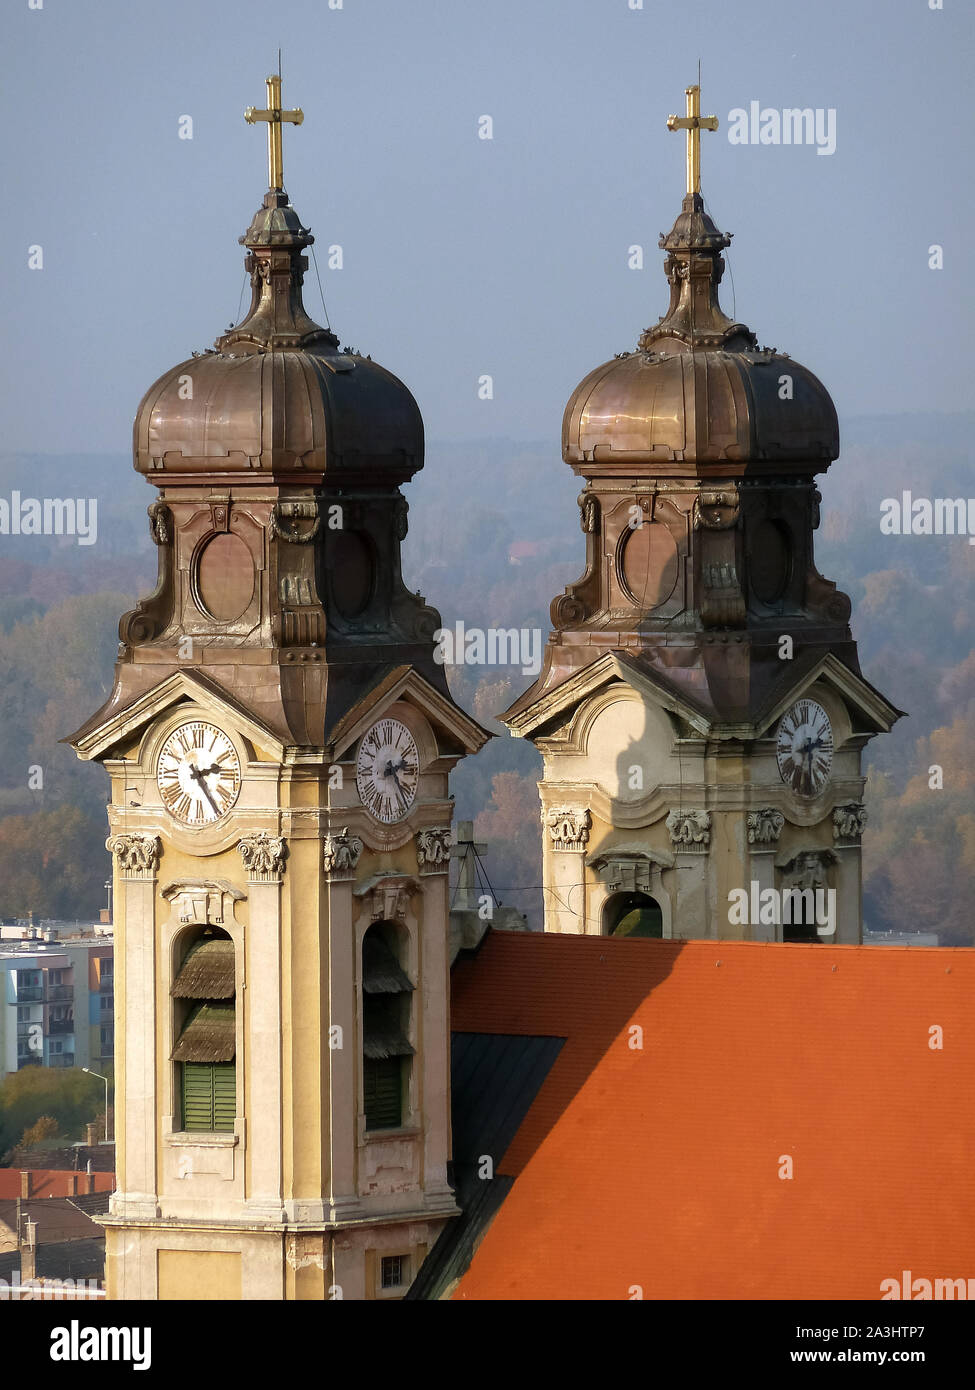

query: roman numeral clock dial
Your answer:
[775,699,833,799]
[156,721,241,825]
[356,719,420,824]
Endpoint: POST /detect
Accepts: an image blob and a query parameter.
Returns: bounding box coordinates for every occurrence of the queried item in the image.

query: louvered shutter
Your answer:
[364,1057,402,1129]
[183,1062,215,1131]
[211,1062,237,1132]
[182,1061,236,1131]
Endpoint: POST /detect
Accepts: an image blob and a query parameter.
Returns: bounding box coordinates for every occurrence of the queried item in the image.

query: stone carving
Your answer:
[269,500,321,544]
[369,881,416,922]
[545,807,592,851]
[599,855,654,895]
[693,489,740,531]
[147,501,171,545]
[322,827,364,876]
[162,879,245,926]
[806,566,852,624]
[747,808,785,846]
[394,497,410,541]
[106,833,160,876]
[781,850,835,890]
[551,592,587,628]
[700,560,746,627]
[832,802,867,842]
[237,831,288,881]
[666,809,711,848]
[416,827,452,871]
[577,492,600,535]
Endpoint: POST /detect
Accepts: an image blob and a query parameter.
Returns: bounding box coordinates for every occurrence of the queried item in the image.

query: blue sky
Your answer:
[2,0,972,453]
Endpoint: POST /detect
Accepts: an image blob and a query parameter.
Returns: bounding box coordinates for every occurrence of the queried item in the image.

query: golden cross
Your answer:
[244,74,304,191]
[667,84,719,195]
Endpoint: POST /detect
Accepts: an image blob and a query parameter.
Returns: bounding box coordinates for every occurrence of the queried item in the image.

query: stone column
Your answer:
[105,833,161,1221]
[666,810,712,939]
[746,808,785,942]
[832,802,868,945]
[542,807,592,934]
[322,827,364,1224]
[417,828,455,1205]
[237,831,288,1222]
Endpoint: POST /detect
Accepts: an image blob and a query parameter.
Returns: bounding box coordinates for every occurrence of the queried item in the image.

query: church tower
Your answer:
[503,86,900,944]
[69,77,487,1300]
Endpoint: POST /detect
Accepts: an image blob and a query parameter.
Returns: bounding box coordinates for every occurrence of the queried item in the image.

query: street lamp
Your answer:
[81,1067,112,1143]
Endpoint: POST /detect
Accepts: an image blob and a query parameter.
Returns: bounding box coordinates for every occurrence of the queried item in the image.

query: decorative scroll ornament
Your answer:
[747,808,785,846]
[832,802,867,842]
[147,501,171,545]
[322,827,364,876]
[417,827,452,871]
[545,807,592,852]
[551,593,587,628]
[666,809,711,848]
[578,492,600,535]
[269,500,321,544]
[693,489,740,531]
[106,833,160,876]
[237,831,288,881]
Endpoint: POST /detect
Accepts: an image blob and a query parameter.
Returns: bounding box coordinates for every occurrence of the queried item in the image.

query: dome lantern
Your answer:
[563,85,838,472]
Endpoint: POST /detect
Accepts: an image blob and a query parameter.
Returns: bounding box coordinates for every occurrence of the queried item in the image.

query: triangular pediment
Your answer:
[326,664,491,760]
[752,651,903,740]
[66,669,289,762]
[503,649,902,744]
[502,652,714,742]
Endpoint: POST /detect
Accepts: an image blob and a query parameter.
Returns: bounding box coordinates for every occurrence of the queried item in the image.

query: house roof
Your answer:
[0,1196,103,1245]
[0,1170,114,1200]
[446,932,975,1301]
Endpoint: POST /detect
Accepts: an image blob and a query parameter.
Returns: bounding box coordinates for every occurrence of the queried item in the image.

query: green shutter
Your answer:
[364,1057,402,1130]
[182,1061,236,1132]
[182,1063,214,1131]
[212,1062,236,1131]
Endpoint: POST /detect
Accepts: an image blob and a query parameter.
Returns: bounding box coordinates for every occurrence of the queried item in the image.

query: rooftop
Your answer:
[441,932,975,1300]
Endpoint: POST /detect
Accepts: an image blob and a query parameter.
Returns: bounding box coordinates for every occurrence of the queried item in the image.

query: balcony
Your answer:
[16,984,73,1003]
[48,1054,75,1068]
[47,1018,75,1036]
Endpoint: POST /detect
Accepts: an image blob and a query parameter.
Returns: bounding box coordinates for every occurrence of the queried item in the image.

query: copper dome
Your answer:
[134,192,423,486]
[562,194,838,470]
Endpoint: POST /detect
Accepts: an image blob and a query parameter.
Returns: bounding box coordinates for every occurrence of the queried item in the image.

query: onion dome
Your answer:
[563,192,838,469]
[133,190,423,486]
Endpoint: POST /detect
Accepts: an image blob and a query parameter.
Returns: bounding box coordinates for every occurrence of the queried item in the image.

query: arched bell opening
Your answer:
[603,891,664,939]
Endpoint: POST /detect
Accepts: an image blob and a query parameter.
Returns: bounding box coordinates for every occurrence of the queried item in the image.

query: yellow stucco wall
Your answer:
[157,1249,242,1300]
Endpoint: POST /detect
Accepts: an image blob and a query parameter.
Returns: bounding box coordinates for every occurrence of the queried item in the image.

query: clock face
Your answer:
[356,718,420,823]
[775,699,833,798]
[157,721,241,825]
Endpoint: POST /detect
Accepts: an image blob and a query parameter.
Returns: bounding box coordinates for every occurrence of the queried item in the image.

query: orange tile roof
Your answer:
[0,1169,115,1200]
[449,933,975,1300]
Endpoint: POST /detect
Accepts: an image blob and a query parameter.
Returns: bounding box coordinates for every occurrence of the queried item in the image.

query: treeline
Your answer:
[0,422,972,939]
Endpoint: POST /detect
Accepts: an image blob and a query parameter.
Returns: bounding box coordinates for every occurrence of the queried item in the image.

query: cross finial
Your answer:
[666,84,719,195]
[244,73,304,192]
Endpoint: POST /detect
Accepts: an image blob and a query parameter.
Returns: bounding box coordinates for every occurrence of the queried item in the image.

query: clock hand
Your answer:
[388,768,409,807]
[189,764,221,815]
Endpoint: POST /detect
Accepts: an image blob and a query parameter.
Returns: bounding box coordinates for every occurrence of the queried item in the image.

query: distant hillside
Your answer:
[1,415,972,938]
